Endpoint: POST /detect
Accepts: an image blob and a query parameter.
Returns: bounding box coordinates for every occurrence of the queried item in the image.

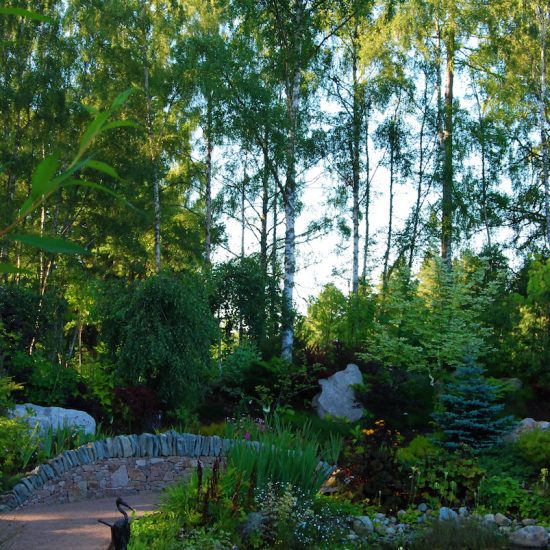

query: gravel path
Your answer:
[0,491,162,550]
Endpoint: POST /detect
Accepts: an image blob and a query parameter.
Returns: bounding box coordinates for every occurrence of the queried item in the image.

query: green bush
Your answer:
[100,272,216,415]
[409,517,506,550]
[406,454,486,508]
[337,419,403,507]
[397,435,441,466]
[477,473,550,521]
[9,351,80,406]
[515,429,550,468]
[0,374,21,414]
[218,343,261,400]
[0,416,33,490]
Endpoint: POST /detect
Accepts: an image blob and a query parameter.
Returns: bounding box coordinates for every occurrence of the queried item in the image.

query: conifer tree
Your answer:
[432,355,513,453]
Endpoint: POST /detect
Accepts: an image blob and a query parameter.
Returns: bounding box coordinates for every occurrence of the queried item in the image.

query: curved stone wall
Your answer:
[0,431,231,512]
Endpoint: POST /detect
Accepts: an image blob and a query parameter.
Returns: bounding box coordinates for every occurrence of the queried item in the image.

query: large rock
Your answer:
[507,418,550,442]
[12,403,96,436]
[313,364,364,422]
[509,526,549,548]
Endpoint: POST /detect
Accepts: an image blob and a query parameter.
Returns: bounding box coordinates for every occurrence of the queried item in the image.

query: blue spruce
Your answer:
[432,356,513,453]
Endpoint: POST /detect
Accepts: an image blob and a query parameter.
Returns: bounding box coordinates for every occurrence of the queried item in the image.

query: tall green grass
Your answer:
[227,415,340,497]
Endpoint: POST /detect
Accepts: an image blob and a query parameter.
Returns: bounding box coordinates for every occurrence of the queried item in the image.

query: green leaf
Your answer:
[18,196,35,217]
[8,234,90,255]
[30,154,60,199]
[76,111,110,161]
[86,160,120,180]
[110,89,133,110]
[0,263,31,275]
[61,179,139,211]
[101,120,141,131]
[0,7,54,23]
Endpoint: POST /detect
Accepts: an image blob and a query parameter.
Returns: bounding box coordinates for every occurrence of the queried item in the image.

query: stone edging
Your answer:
[0,431,334,513]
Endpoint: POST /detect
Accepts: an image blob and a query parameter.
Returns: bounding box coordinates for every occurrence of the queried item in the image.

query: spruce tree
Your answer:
[432,356,513,453]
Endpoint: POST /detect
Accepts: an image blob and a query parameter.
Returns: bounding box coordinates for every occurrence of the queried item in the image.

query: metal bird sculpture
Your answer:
[98,496,135,550]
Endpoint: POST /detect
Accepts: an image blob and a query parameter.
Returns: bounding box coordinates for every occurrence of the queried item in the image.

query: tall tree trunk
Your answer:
[281,1,304,362]
[351,27,361,296]
[260,132,270,274]
[441,31,455,267]
[409,68,430,269]
[241,166,247,258]
[383,125,395,291]
[473,86,492,248]
[204,92,213,265]
[143,48,161,272]
[362,100,371,280]
[537,5,549,248]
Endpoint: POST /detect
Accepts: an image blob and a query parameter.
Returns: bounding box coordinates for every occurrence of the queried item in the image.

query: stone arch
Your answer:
[0,431,230,512]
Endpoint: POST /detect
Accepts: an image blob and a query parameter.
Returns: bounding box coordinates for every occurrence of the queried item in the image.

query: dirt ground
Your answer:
[0,491,162,550]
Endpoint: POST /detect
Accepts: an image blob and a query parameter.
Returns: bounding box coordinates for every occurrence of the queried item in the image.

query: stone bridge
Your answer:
[0,431,231,512]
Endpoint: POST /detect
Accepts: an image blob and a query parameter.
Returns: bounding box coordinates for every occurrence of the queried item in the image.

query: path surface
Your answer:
[0,491,163,550]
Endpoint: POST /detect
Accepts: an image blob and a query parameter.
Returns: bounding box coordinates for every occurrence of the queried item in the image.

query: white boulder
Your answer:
[11,403,96,436]
[313,364,364,422]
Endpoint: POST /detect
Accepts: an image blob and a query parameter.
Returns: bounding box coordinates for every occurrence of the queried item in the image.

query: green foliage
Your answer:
[0,89,134,271]
[477,472,550,521]
[510,257,550,385]
[363,256,496,375]
[337,419,403,507]
[100,272,216,414]
[250,482,350,549]
[298,283,375,351]
[217,343,261,400]
[406,455,486,508]
[210,255,271,348]
[515,429,550,468]
[409,517,506,550]
[9,351,80,406]
[128,513,182,550]
[223,356,321,414]
[227,416,337,497]
[0,374,21,414]
[397,435,441,466]
[0,416,33,489]
[432,356,514,453]
[0,285,67,365]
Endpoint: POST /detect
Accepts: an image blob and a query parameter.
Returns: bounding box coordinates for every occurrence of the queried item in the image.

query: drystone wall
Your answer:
[0,431,230,512]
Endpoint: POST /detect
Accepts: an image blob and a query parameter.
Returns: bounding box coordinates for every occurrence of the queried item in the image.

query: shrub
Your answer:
[9,351,80,406]
[397,435,440,466]
[409,517,506,550]
[337,419,403,507]
[432,356,514,453]
[477,475,526,515]
[406,454,486,508]
[515,429,550,468]
[251,482,349,549]
[0,416,33,490]
[100,272,216,415]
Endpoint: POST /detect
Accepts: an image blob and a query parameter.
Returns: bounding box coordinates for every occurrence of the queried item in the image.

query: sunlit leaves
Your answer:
[8,234,90,255]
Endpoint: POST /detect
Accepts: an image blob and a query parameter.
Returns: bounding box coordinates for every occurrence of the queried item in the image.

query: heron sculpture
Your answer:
[98,496,135,550]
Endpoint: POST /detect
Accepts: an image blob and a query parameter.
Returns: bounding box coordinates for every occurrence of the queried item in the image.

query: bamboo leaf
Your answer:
[0,7,53,23]
[8,234,90,255]
[76,111,110,160]
[110,88,133,110]
[101,120,140,131]
[86,160,120,180]
[18,196,35,217]
[0,263,31,275]
[30,154,60,199]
